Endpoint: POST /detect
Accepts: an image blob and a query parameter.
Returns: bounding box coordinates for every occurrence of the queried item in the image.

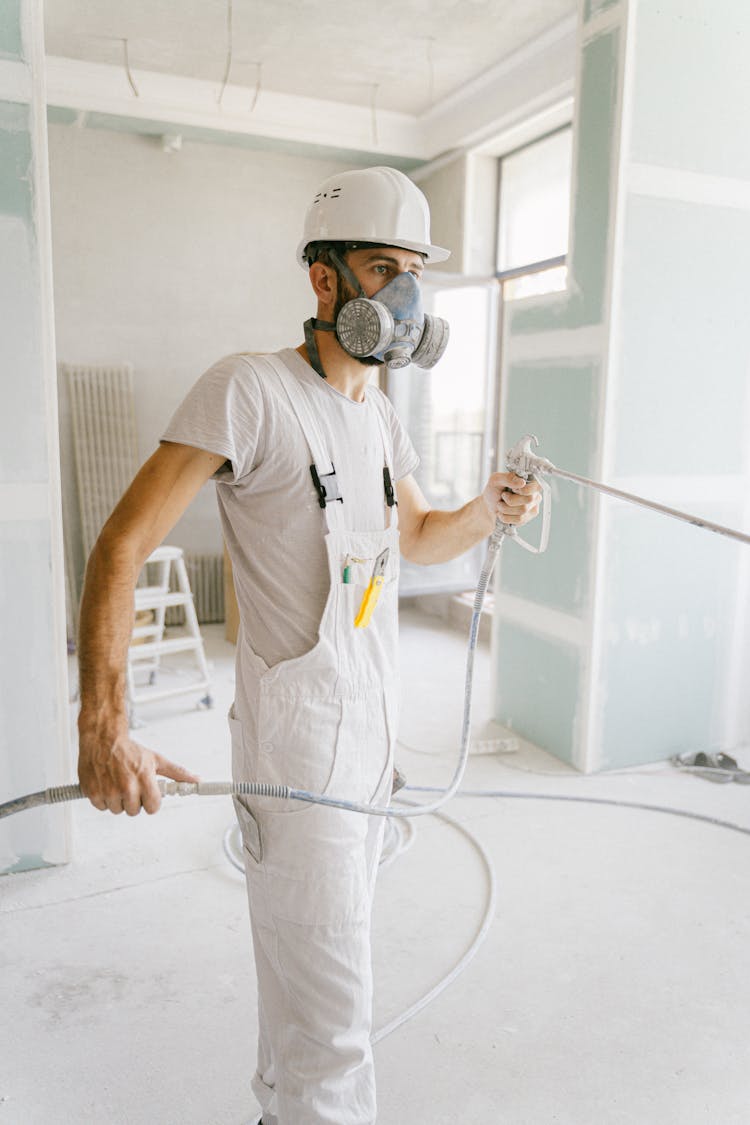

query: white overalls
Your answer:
[230,356,400,1125]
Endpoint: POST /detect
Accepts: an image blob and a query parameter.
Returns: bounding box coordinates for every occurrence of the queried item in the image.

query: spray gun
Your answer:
[490,434,552,556]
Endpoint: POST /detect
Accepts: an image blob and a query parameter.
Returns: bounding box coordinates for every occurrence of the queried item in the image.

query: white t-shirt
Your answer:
[161,348,419,667]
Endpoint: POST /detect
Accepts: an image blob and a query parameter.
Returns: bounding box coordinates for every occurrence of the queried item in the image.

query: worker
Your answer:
[76,165,541,1125]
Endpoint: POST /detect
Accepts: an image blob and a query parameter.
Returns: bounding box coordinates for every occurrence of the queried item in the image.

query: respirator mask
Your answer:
[306,246,450,374]
[335,270,450,370]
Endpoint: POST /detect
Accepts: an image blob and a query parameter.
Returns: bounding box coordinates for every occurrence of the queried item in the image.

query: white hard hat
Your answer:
[297,165,451,268]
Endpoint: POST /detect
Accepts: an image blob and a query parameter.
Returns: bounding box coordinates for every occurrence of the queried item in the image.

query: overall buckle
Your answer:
[310,464,344,508]
[383,467,397,508]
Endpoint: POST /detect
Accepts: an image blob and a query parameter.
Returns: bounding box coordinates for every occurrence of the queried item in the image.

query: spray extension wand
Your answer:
[2,434,748,823]
[506,434,750,548]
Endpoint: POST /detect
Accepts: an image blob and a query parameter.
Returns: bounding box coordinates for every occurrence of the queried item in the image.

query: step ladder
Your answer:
[127,545,213,725]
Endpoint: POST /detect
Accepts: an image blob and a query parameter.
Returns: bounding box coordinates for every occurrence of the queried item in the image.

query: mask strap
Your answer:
[303,247,363,379]
[328,248,366,297]
[303,318,334,380]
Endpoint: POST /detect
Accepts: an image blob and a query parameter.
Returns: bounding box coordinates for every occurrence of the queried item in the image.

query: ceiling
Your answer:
[44,0,575,118]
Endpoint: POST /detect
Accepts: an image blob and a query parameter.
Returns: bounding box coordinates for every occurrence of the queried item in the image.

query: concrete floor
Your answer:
[2,607,750,1125]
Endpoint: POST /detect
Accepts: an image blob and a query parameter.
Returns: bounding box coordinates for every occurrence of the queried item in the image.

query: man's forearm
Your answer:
[77,536,140,735]
[402,495,495,565]
[399,471,542,565]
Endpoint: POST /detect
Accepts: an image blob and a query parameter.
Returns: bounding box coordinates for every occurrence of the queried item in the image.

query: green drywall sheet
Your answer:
[0,0,23,60]
[510,29,620,335]
[46,106,78,126]
[596,505,737,769]
[0,101,33,224]
[4,853,55,874]
[494,618,582,764]
[0,103,46,483]
[584,0,620,21]
[499,361,598,615]
[615,196,750,477]
[631,0,750,180]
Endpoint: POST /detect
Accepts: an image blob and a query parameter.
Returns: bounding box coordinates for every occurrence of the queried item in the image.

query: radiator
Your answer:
[64,363,139,558]
[64,363,224,629]
[165,552,225,625]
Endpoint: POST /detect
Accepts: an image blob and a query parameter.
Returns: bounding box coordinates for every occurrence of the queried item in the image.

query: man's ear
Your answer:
[309,261,337,306]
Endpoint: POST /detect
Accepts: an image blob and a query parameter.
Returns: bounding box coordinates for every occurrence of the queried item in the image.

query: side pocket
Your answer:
[232,794,263,864]
[228,708,250,779]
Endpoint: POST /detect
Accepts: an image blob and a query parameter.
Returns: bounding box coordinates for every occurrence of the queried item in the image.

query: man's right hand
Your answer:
[74,443,224,819]
[78,726,200,816]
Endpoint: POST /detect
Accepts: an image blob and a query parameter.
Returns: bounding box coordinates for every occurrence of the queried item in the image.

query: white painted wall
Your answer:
[48,124,348,592]
[417,156,469,274]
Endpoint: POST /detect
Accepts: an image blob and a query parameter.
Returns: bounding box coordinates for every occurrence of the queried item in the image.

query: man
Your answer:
[77,165,540,1124]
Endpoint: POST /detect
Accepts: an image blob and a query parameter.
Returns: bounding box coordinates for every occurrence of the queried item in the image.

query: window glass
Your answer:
[497,128,573,273]
[388,278,497,596]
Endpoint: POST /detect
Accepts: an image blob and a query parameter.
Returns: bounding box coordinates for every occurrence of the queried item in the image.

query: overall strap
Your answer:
[264,354,345,533]
[370,393,399,531]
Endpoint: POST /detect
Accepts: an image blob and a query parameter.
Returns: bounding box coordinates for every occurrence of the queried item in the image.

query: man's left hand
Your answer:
[482,473,542,527]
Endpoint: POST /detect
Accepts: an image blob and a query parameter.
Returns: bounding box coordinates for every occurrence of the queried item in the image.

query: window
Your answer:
[387,275,498,597]
[497,127,573,300]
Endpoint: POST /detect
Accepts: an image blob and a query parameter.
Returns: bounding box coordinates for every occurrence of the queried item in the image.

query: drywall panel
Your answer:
[0,520,68,872]
[594,504,737,768]
[584,0,620,20]
[500,360,598,615]
[0,212,46,481]
[0,101,33,222]
[0,0,23,60]
[615,195,750,477]
[1,0,71,874]
[493,617,582,764]
[630,1,750,181]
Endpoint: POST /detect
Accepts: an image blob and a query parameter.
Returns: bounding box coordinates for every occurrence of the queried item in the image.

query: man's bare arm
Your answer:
[396,471,541,565]
[77,441,227,816]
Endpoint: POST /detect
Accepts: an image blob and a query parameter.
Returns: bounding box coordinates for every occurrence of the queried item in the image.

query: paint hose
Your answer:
[0,516,509,824]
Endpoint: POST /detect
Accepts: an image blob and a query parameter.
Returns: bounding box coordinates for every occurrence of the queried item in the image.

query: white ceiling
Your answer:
[44,0,575,118]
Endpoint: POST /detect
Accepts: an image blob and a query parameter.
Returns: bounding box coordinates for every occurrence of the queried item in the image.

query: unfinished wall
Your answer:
[48,124,349,594]
[594,0,750,764]
[493,0,750,769]
[0,0,71,874]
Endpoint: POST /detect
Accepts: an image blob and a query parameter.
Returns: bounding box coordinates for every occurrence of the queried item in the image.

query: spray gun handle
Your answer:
[499,434,553,555]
